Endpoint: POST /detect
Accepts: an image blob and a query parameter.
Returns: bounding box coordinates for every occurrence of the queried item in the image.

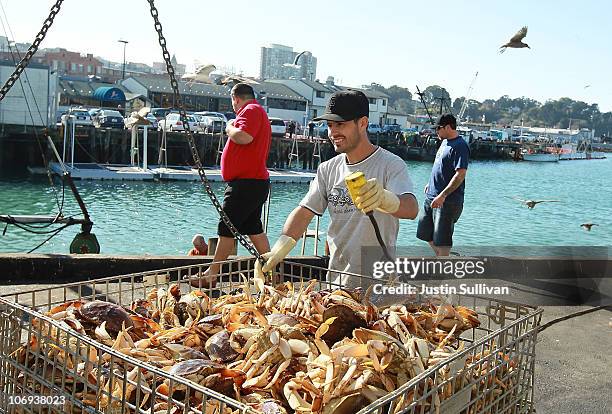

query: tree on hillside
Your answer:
[421,85,451,112]
[364,81,612,134]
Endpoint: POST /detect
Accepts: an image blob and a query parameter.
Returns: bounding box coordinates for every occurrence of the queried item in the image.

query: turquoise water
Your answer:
[1,156,610,255]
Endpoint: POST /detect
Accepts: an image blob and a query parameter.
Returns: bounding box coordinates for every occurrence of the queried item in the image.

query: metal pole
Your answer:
[62,117,67,162]
[118,40,128,80]
[46,67,50,128]
[70,116,75,168]
[143,126,148,170]
[130,126,137,166]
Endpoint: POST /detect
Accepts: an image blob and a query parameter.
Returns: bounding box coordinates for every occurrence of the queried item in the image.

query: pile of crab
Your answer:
[13,279,482,414]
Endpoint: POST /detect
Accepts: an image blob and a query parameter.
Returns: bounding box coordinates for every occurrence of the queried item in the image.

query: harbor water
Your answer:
[1,156,610,256]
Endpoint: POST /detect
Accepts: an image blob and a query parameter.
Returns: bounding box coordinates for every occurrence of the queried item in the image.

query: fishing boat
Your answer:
[522,145,560,162]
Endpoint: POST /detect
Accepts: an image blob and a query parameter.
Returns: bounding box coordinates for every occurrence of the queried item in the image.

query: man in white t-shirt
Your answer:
[257,90,419,287]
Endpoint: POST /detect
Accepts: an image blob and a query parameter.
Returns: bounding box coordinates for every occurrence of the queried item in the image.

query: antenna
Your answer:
[458,71,478,122]
[415,85,435,125]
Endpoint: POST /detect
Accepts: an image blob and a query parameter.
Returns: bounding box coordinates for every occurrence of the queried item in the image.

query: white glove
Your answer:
[354,178,400,214]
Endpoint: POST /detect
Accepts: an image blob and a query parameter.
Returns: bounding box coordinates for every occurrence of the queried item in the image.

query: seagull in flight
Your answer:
[499,26,530,53]
[181,63,217,85]
[124,107,152,129]
[580,223,598,231]
[584,85,591,89]
[508,196,560,209]
[215,74,260,86]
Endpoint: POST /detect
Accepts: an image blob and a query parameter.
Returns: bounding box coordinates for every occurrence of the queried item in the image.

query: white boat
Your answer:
[522,152,560,162]
[522,140,560,162]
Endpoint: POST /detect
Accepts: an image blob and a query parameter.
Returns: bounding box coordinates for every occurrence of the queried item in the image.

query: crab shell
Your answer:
[321,304,366,345]
[205,330,239,363]
[168,359,243,381]
[76,301,134,333]
[178,291,210,317]
[266,314,299,327]
[260,400,288,414]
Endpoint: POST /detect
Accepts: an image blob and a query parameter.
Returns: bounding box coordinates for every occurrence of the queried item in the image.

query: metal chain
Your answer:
[0,0,63,101]
[146,0,263,261]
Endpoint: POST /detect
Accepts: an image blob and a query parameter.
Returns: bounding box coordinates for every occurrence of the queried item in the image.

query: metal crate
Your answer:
[0,258,542,414]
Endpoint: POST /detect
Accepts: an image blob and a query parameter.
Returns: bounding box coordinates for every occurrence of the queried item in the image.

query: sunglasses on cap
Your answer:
[436,124,447,131]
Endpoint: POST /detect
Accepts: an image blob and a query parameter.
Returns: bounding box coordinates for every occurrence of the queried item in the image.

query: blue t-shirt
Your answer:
[426,136,470,204]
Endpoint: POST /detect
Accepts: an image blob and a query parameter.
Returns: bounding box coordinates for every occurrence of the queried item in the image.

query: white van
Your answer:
[269,117,287,137]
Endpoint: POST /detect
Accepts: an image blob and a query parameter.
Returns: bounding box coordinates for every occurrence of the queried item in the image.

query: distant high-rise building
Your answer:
[259,44,317,80]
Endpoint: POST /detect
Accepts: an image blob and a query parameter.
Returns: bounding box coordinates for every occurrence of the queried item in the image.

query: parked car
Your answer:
[61,108,93,126]
[194,114,225,134]
[194,111,228,122]
[150,107,173,120]
[269,117,286,137]
[94,110,124,129]
[88,108,102,119]
[382,124,402,134]
[367,123,383,135]
[158,113,198,132]
[313,121,328,139]
[145,113,159,129]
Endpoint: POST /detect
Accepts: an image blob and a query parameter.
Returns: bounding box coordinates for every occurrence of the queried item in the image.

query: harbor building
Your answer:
[0,60,57,127]
[121,75,307,121]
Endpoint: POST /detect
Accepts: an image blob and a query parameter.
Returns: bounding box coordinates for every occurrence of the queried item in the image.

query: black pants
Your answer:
[217,179,270,237]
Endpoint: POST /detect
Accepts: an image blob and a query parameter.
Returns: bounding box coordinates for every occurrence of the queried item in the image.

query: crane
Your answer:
[458,71,478,123]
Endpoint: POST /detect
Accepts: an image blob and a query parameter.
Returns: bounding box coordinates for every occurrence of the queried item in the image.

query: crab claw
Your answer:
[156,383,170,397]
[253,259,266,294]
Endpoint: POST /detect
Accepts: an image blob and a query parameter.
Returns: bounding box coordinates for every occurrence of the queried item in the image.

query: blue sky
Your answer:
[4,0,612,111]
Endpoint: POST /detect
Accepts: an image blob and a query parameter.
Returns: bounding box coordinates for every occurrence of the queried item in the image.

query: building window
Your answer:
[87,65,93,73]
[70,63,77,71]
[382,100,386,106]
[316,91,324,98]
[368,98,376,105]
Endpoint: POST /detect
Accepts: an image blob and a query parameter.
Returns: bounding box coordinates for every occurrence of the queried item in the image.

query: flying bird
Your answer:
[584,85,591,89]
[580,223,598,231]
[181,63,217,84]
[124,107,152,129]
[508,196,560,209]
[499,26,530,53]
[215,75,260,86]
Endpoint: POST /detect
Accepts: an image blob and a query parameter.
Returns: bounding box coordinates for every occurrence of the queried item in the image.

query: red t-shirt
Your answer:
[221,99,271,181]
[188,246,208,256]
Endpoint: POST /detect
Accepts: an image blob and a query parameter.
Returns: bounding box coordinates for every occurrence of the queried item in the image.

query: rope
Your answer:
[538,304,611,333]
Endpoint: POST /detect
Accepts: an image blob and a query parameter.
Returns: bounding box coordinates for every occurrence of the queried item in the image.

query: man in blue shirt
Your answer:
[417,114,469,256]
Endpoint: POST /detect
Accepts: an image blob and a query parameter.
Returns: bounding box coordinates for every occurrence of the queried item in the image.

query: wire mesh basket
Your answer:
[0,258,542,414]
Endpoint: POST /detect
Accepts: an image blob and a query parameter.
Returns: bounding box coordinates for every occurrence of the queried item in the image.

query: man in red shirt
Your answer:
[187,234,208,256]
[201,83,271,285]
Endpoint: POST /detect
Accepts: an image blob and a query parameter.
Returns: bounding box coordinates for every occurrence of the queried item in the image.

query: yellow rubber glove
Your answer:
[354,178,400,214]
[261,235,296,273]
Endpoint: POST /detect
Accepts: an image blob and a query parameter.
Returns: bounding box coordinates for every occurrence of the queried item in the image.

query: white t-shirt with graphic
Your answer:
[300,147,415,287]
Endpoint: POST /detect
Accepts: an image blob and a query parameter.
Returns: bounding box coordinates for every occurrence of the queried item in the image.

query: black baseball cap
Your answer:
[313,90,369,122]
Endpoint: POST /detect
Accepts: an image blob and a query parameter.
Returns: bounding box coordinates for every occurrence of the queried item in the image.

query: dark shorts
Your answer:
[218,179,270,238]
[416,198,463,247]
